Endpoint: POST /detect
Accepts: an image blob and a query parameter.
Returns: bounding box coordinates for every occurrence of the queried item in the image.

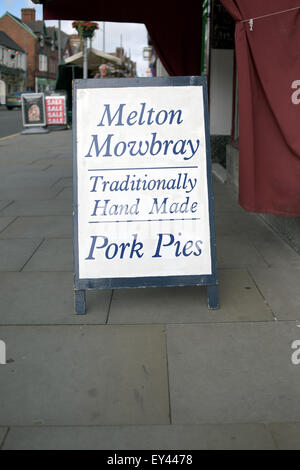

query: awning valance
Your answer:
[33,0,204,76]
[221,0,300,216]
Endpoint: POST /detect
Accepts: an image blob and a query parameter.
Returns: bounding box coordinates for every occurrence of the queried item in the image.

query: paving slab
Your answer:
[23,239,73,272]
[0,216,15,233]
[213,181,242,214]
[3,168,59,178]
[0,216,72,239]
[0,134,72,169]
[0,175,58,190]
[0,325,169,426]
[42,157,72,168]
[212,163,227,184]
[108,269,274,324]
[28,157,63,167]
[46,169,73,181]
[249,231,300,268]
[167,322,300,424]
[0,238,42,271]
[0,427,8,449]
[51,177,73,191]
[249,267,300,321]
[216,234,268,268]
[268,423,300,450]
[0,272,111,324]
[56,187,73,199]
[47,168,73,181]
[26,159,57,171]
[2,423,276,450]
[0,201,12,211]
[214,197,245,214]
[0,199,71,216]
[0,188,58,200]
[215,210,270,237]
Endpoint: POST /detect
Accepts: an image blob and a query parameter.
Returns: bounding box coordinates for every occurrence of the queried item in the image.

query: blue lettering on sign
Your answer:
[152,233,202,258]
[84,134,114,158]
[84,233,202,261]
[97,103,183,127]
[149,197,198,215]
[97,103,126,127]
[91,199,140,216]
[89,173,197,194]
[85,234,144,260]
[84,133,200,160]
[83,102,200,160]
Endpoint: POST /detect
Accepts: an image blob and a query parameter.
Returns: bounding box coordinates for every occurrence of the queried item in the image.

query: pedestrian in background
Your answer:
[94,64,109,78]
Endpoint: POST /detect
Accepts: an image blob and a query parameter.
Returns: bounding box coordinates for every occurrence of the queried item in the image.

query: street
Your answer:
[0,106,23,138]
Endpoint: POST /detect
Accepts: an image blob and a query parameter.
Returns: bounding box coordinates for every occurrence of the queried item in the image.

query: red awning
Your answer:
[41,0,203,77]
[221,0,300,216]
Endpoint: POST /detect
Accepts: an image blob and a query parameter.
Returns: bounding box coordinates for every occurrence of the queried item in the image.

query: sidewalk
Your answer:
[0,129,300,450]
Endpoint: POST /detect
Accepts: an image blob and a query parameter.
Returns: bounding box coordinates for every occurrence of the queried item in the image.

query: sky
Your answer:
[1,0,150,76]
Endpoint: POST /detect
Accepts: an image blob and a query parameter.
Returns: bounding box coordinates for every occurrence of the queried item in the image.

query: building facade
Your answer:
[0,31,26,102]
[0,8,60,92]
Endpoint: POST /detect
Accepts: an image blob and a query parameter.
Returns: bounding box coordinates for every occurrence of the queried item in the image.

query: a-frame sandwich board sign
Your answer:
[73,76,218,314]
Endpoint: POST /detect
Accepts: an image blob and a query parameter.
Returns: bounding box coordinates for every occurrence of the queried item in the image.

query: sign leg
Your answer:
[75,290,86,315]
[207,285,219,310]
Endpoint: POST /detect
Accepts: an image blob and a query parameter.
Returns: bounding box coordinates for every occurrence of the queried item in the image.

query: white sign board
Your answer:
[73,77,218,313]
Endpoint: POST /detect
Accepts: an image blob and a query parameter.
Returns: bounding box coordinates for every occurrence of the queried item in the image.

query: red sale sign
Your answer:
[45,96,67,125]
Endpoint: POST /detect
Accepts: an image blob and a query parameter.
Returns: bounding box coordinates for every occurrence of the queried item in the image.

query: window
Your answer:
[17,53,26,71]
[15,52,20,68]
[39,54,48,72]
[4,49,10,67]
[49,58,56,74]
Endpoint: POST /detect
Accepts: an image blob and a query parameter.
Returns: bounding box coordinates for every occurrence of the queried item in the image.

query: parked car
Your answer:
[6,91,32,110]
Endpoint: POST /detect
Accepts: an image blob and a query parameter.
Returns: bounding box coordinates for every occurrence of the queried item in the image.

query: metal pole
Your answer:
[58,20,62,63]
[83,37,88,79]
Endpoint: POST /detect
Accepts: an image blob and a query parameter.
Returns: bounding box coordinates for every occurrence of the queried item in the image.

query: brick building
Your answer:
[0,8,60,91]
[110,47,137,77]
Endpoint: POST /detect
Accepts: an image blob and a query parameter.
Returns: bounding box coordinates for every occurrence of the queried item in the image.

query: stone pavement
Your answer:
[0,130,300,450]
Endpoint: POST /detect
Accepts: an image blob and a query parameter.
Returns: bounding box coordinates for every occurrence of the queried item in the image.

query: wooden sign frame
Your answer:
[73,76,218,314]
